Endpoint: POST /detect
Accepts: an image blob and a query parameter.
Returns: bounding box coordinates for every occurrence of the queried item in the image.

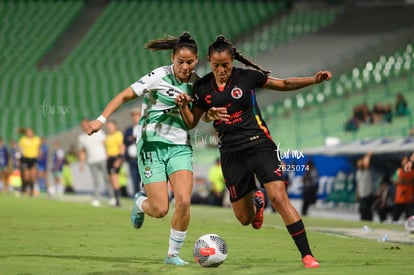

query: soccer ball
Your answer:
[193,233,228,267]
[405,215,414,233]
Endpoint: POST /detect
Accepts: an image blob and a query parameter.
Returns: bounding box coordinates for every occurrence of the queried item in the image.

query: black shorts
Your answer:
[107,156,122,174]
[221,140,284,202]
[20,157,38,170]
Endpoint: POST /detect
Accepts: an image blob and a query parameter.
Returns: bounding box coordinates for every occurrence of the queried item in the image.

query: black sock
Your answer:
[114,189,121,206]
[21,179,27,193]
[286,219,312,258]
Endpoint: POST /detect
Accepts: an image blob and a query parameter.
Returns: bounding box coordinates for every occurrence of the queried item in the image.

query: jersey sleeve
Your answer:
[193,77,210,111]
[250,69,268,88]
[130,67,166,97]
[193,90,206,111]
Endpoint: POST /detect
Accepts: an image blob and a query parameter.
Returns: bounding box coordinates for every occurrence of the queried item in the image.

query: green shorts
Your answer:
[137,140,193,184]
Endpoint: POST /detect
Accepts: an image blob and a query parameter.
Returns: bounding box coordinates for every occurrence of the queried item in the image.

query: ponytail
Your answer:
[145,31,198,54]
[208,35,270,75]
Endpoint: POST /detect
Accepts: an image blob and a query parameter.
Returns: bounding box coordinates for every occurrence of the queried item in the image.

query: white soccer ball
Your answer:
[193,233,228,267]
[405,215,414,233]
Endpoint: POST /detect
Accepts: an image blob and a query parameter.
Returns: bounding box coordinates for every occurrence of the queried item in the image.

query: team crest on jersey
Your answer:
[144,167,153,178]
[231,87,243,99]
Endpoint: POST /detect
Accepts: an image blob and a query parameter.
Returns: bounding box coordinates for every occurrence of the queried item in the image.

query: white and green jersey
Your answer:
[130,65,199,145]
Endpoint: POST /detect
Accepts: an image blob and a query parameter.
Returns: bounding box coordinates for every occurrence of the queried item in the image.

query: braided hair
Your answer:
[144,31,198,55]
[208,35,270,75]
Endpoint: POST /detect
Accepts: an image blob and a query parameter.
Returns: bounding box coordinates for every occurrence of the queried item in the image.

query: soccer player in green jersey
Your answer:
[87,32,198,265]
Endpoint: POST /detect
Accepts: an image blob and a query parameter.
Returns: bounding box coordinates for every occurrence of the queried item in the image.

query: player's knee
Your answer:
[152,204,169,218]
[174,197,191,210]
[235,213,253,226]
[153,210,168,218]
[268,193,289,212]
[239,219,251,226]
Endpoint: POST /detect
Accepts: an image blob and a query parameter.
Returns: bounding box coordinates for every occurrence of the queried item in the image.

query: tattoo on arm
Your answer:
[283,77,314,90]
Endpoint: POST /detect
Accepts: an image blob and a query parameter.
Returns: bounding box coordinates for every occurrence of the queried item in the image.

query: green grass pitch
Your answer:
[1,194,414,274]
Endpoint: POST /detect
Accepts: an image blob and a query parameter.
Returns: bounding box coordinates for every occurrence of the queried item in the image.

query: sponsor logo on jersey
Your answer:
[144,167,152,178]
[231,87,243,99]
[166,88,182,97]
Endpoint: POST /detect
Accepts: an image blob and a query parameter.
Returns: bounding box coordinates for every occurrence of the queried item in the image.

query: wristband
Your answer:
[97,115,107,125]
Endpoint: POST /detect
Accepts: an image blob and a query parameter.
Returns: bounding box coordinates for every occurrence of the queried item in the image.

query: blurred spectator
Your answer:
[383,103,393,123]
[404,152,414,172]
[372,175,394,223]
[355,152,376,221]
[104,119,124,207]
[353,103,372,124]
[208,158,225,207]
[301,160,319,216]
[119,163,130,198]
[62,144,77,194]
[346,100,394,131]
[37,137,49,193]
[123,107,142,195]
[372,102,392,124]
[191,176,209,205]
[78,118,115,207]
[344,115,359,132]
[0,137,10,192]
[8,140,20,170]
[62,157,75,194]
[392,156,414,222]
[395,93,409,117]
[8,169,22,192]
[65,144,78,164]
[371,102,384,124]
[18,127,41,196]
[50,141,65,196]
[345,103,371,131]
[7,140,21,192]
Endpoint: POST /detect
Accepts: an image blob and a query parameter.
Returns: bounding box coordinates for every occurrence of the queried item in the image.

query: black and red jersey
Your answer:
[194,67,273,153]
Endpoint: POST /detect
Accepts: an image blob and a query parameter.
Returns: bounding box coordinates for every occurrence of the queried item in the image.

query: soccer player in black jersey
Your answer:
[176,35,331,268]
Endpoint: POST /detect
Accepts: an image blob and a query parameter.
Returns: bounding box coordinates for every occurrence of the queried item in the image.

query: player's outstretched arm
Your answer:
[87,87,137,135]
[264,70,332,91]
